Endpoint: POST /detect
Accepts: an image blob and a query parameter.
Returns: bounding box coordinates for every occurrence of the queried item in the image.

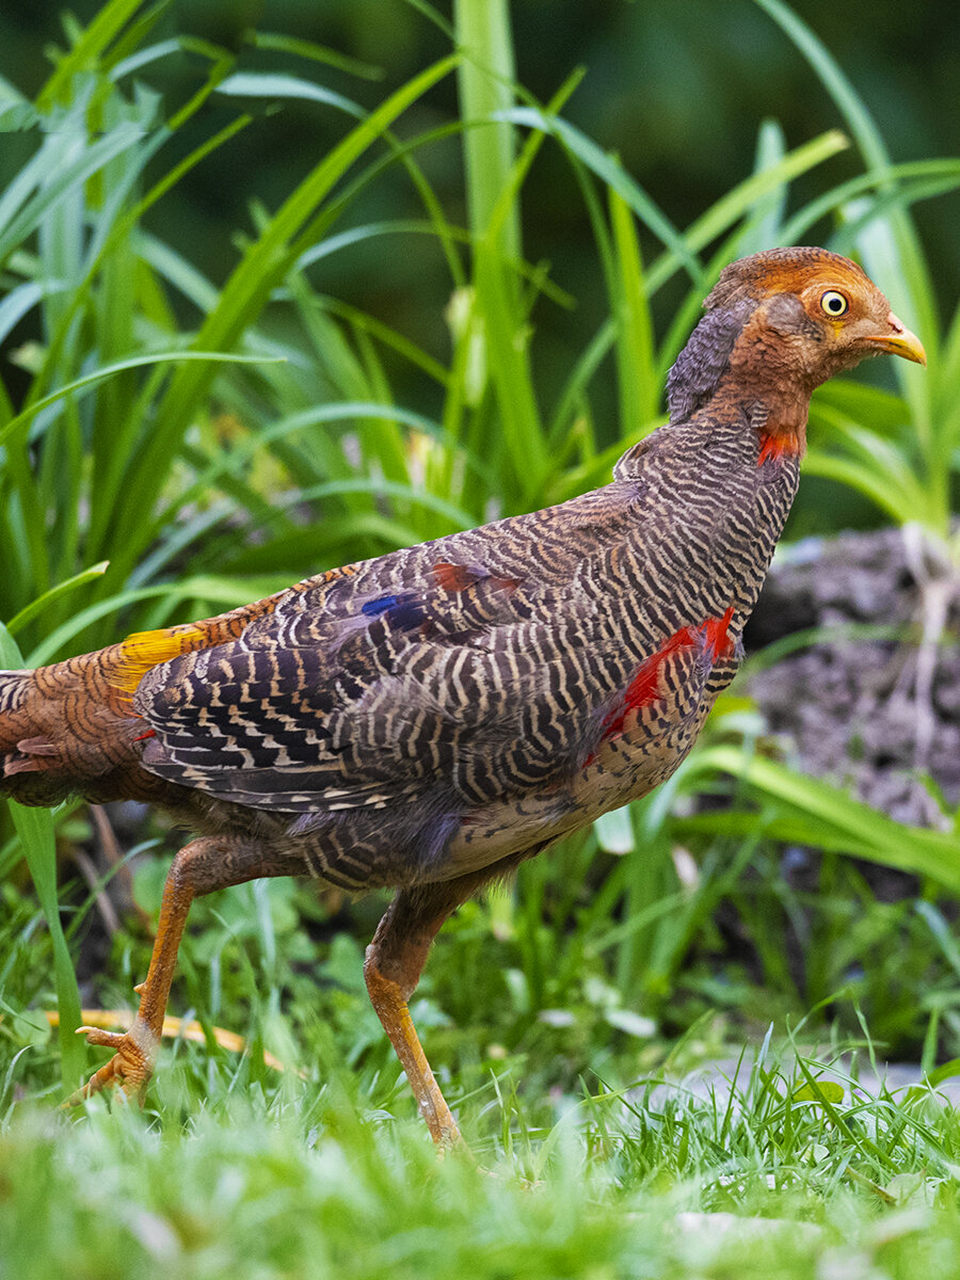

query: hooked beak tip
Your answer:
[861,312,926,366]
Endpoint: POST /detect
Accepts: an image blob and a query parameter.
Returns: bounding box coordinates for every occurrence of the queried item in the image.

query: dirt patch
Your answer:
[745,526,960,830]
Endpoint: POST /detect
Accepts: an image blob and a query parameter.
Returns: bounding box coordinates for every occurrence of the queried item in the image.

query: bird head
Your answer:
[709,246,925,379]
[667,247,925,429]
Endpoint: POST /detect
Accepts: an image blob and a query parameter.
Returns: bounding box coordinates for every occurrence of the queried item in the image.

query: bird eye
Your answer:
[820,289,849,317]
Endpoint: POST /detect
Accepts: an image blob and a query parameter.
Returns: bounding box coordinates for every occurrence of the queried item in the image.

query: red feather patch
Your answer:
[431,561,519,595]
[757,433,801,467]
[431,561,479,592]
[597,605,736,744]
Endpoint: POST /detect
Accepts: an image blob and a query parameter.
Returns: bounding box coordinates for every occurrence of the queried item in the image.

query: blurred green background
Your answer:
[2,0,957,443]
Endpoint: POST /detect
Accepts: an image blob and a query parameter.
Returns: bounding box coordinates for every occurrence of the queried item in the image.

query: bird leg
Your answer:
[364,878,483,1146]
[65,833,275,1106]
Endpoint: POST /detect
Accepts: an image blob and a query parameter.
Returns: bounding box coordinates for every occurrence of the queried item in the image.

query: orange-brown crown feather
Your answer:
[705,247,872,312]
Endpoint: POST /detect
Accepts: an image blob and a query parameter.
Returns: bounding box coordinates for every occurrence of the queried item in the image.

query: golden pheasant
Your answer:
[0,248,925,1143]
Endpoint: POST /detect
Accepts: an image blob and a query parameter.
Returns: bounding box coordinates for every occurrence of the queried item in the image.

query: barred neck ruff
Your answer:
[662,275,830,468]
[711,375,810,467]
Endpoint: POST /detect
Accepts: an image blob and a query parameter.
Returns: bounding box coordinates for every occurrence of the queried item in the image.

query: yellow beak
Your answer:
[861,311,926,365]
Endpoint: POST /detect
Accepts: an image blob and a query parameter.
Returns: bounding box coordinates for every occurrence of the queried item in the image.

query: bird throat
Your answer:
[748,390,809,467]
[756,427,804,466]
[665,301,810,467]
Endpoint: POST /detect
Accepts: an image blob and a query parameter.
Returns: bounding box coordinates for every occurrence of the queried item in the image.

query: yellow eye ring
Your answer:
[820,289,849,317]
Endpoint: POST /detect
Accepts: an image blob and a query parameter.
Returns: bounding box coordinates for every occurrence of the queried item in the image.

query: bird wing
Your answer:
[134,483,658,817]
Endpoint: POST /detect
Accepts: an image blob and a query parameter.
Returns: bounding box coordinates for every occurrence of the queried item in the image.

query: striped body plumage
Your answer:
[136,410,796,887]
[0,248,926,1143]
[0,407,797,887]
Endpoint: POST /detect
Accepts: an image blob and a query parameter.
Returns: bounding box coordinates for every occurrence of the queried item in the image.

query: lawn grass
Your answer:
[5,1036,960,1278]
[2,1,960,1275]
[5,847,960,1277]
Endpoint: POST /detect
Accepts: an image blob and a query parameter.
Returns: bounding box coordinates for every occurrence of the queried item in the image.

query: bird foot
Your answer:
[63,1018,160,1107]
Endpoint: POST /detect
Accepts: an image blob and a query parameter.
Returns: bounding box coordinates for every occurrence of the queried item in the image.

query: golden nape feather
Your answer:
[1,248,925,1145]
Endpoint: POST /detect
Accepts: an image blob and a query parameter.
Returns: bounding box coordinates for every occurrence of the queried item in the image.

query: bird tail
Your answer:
[0,665,70,804]
[0,638,180,807]
[0,593,286,808]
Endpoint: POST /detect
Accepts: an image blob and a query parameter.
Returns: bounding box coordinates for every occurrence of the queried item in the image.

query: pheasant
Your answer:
[0,247,925,1144]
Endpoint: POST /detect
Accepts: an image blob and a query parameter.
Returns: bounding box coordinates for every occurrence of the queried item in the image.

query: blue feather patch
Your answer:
[360,592,428,632]
[385,596,428,631]
[361,594,399,617]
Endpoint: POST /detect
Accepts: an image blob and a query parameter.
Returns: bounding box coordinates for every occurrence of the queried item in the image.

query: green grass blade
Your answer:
[0,351,284,451]
[687,745,960,894]
[780,161,960,247]
[755,0,937,375]
[215,72,365,119]
[0,122,149,267]
[0,622,84,1092]
[37,0,146,110]
[803,451,919,525]
[736,118,788,253]
[107,54,460,573]
[608,187,658,429]
[4,564,110,637]
[645,131,849,295]
[504,105,702,287]
[455,0,521,266]
[755,0,886,167]
[251,30,385,81]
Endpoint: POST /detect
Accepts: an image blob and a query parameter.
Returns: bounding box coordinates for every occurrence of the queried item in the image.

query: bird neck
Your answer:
[704,369,810,464]
[665,299,813,464]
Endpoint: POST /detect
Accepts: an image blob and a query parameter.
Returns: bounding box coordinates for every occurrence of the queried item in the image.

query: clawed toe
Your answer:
[76,1025,127,1050]
[62,1019,160,1107]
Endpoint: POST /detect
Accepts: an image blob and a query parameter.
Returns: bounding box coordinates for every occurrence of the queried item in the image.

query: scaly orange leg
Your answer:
[65,834,271,1106]
[364,949,460,1145]
[363,877,492,1147]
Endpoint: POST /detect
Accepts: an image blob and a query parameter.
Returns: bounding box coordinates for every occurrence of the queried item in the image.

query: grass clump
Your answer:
[5,1042,960,1279]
